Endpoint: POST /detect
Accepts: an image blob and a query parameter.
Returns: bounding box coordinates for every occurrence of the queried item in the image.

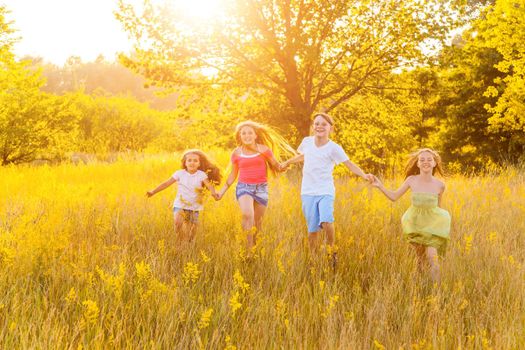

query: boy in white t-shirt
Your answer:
[147,150,221,242]
[281,113,373,268]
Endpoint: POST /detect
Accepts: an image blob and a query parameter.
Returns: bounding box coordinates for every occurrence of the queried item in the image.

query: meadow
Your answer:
[0,154,524,349]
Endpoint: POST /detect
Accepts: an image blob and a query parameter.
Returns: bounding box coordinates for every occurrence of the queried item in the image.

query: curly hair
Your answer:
[181,149,222,185]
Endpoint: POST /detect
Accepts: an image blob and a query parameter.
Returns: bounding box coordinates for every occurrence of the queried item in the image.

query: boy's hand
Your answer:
[279,161,289,172]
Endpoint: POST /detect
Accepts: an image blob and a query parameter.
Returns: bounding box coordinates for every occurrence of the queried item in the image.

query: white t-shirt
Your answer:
[298,136,349,196]
[171,169,208,211]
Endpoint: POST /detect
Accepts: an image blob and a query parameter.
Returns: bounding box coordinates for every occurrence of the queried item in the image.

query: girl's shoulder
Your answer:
[231,147,242,157]
[405,175,416,184]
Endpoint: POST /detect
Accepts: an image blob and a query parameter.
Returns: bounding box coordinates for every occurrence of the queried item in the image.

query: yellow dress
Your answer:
[401,192,451,255]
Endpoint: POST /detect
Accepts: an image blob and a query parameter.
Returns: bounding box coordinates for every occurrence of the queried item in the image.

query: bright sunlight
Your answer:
[172,0,226,22]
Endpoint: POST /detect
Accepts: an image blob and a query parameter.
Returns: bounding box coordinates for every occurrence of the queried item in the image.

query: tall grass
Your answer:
[0,156,523,349]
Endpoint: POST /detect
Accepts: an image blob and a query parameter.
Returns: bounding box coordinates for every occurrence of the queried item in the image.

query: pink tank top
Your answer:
[231,149,273,184]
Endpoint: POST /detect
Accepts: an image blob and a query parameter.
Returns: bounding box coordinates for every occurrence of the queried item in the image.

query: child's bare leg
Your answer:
[173,211,185,238]
[187,222,197,242]
[308,231,320,252]
[253,201,267,245]
[321,222,337,270]
[411,243,427,272]
[426,247,440,284]
[321,222,335,246]
[238,195,256,249]
[253,202,266,232]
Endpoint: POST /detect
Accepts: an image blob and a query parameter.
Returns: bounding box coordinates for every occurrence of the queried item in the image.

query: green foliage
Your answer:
[480,0,525,150]
[419,0,525,171]
[116,0,466,136]
[333,93,416,174]
[70,93,166,155]
[0,49,78,164]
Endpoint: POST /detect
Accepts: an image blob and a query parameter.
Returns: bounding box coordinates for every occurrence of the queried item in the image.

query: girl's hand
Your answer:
[216,189,226,201]
[146,190,155,198]
[212,192,221,201]
[371,175,383,188]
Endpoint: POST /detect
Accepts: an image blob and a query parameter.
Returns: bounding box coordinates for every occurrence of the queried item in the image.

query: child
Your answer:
[216,120,295,250]
[372,148,451,283]
[147,149,221,242]
[281,113,373,268]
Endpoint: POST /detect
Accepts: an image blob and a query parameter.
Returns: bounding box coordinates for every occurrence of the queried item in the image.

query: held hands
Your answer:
[278,161,290,172]
[371,175,383,188]
[364,173,374,184]
[214,187,227,201]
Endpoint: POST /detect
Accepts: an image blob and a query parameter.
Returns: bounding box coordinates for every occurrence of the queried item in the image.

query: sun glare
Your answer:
[174,0,225,22]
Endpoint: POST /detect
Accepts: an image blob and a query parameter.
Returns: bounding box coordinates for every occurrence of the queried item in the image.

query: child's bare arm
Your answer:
[281,153,304,169]
[438,183,446,207]
[342,160,373,182]
[203,179,217,196]
[218,164,239,199]
[147,177,177,197]
[373,176,411,202]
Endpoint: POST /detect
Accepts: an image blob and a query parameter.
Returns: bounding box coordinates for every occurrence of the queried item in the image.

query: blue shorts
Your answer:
[173,207,200,224]
[235,182,269,207]
[301,195,335,233]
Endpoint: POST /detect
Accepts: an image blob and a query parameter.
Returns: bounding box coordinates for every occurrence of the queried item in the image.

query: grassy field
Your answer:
[0,155,524,349]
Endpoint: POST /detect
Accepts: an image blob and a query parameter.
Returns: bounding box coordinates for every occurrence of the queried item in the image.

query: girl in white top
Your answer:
[147,149,221,242]
[281,113,373,268]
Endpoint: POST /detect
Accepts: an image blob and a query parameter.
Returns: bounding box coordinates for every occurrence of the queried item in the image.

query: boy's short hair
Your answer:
[312,112,334,126]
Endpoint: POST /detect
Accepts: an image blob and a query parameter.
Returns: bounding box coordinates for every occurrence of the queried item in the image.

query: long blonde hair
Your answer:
[234,120,296,171]
[404,148,445,179]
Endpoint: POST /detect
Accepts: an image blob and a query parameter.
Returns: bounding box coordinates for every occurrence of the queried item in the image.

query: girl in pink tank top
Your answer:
[217,120,295,251]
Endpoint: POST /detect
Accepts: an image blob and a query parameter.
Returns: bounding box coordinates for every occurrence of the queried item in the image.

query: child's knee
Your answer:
[426,249,439,265]
[320,222,333,230]
[241,212,254,221]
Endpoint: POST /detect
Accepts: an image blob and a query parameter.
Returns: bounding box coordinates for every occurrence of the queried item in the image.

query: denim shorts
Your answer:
[173,207,200,224]
[235,182,269,207]
[301,195,335,233]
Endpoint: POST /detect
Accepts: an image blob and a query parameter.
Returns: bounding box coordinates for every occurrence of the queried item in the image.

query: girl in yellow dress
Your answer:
[372,148,451,283]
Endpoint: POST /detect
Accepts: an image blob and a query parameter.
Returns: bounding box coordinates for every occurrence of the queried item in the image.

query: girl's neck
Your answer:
[186,168,198,174]
[241,144,259,154]
[418,172,433,180]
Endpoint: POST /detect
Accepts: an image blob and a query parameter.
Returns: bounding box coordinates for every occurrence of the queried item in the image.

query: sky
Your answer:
[3,0,134,65]
[3,0,225,66]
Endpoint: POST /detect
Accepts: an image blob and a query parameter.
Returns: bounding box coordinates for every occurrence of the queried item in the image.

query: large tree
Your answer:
[480,0,525,151]
[116,0,466,135]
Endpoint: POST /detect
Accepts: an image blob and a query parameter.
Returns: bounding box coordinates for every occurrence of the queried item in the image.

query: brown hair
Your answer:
[312,112,334,126]
[181,149,222,185]
[404,148,445,179]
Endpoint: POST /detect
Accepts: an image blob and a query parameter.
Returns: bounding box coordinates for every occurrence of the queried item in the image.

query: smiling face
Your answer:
[184,153,201,173]
[417,151,436,174]
[312,115,332,139]
[239,126,257,146]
